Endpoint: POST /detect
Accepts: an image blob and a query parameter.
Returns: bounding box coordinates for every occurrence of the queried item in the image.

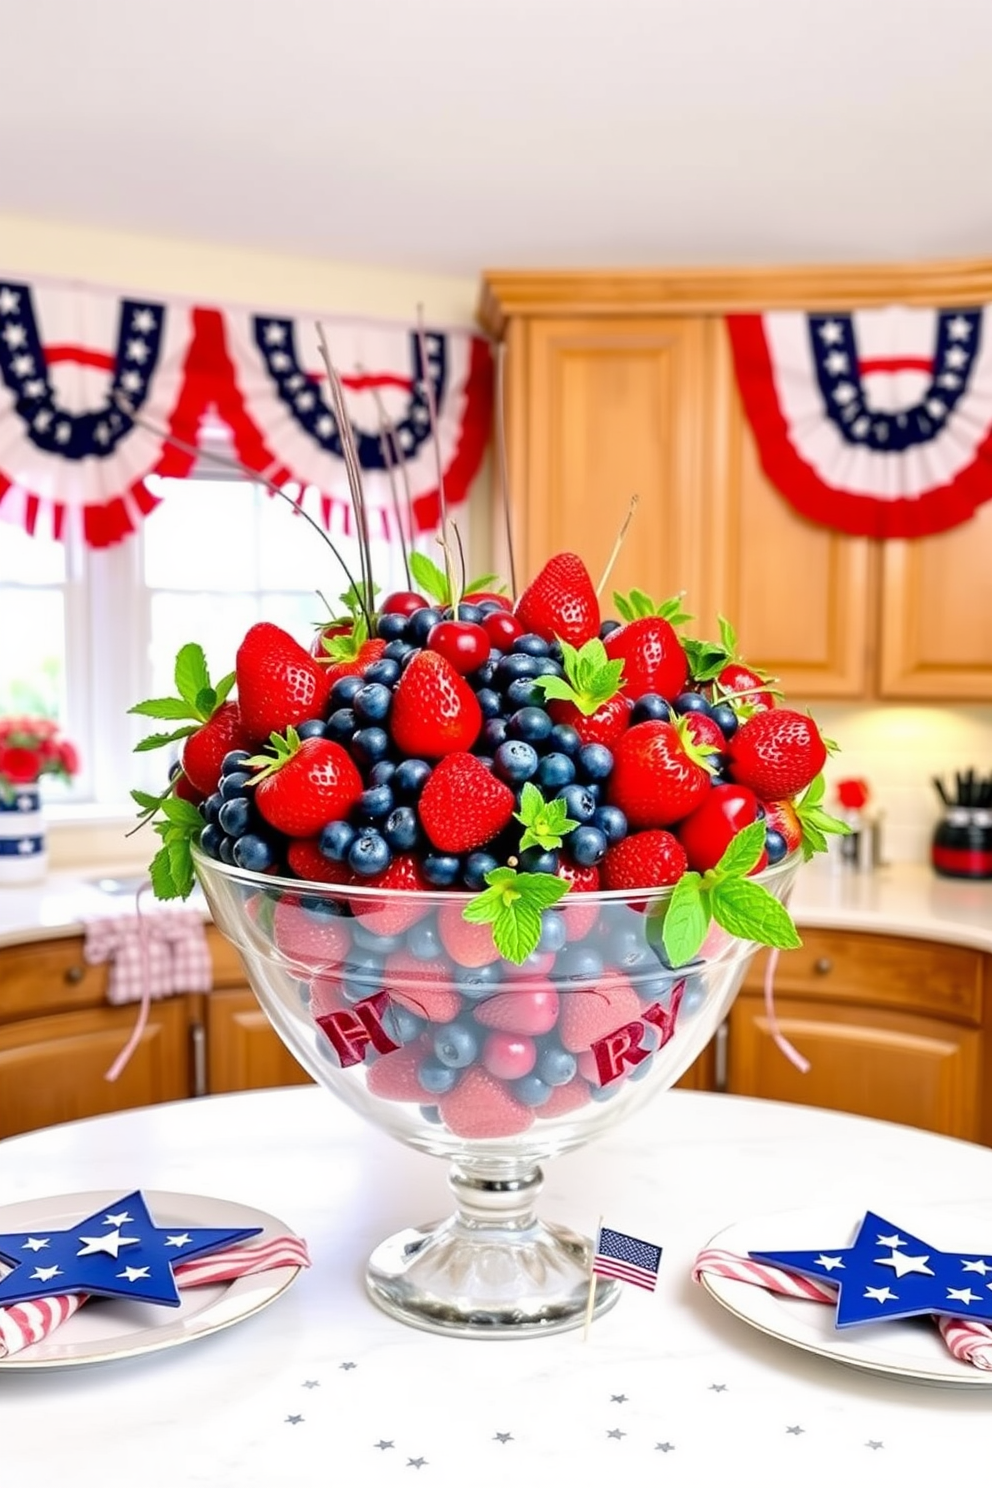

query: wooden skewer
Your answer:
[583,1214,604,1342]
[596,495,639,599]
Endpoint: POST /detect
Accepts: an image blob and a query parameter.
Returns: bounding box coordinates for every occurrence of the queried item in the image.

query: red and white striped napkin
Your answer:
[693,1246,992,1371]
[0,1235,309,1361]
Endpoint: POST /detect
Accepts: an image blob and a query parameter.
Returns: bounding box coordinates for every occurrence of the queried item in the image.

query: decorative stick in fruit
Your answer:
[315,325,377,626]
[595,493,640,599]
[493,340,518,601]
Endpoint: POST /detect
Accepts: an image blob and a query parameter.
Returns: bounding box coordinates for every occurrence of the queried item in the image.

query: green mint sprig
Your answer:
[533,638,624,716]
[794,774,852,861]
[648,820,801,967]
[141,795,204,900]
[462,867,570,964]
[128,643,234,753]
[613,587,693,627]
[408,551,501,606]
[514,780,579,853]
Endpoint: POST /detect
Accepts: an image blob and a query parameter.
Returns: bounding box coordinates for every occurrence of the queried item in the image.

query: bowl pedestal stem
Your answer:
[365,1157,621,1338]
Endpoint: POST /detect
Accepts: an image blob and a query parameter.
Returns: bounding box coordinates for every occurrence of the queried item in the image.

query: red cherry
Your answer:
[676,783,765,874]
[382,590,431,617]
[427,620,491,674]
[482,1032,537,1081]
[482,610,524,649]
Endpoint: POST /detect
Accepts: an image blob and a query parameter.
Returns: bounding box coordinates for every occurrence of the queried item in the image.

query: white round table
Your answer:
[2,1087,991,1485]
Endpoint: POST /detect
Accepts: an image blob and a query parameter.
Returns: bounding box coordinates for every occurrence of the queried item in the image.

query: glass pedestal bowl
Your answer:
[194,846,799,1338]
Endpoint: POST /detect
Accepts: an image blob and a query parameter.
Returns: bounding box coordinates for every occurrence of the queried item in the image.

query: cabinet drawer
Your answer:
[744,930,984,1025]
[0,937,109,1020]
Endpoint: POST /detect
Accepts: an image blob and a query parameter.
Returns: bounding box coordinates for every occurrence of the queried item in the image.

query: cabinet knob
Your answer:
[64,965,86,985]
[813,956,833,976]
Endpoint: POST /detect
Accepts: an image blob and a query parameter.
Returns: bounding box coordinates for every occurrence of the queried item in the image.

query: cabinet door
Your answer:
[205,988,313,1094]
[516,317,709,610]
[878,497,992,699]
[727,993,983,1140]
[0,1002,191,1139]
[705,323,875,696]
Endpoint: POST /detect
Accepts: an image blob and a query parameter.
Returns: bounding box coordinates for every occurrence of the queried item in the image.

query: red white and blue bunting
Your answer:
[727,307,992,538]
[0,277,492,548]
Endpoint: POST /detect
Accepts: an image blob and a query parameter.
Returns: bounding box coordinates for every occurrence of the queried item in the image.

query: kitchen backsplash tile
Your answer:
[796,701,992,865]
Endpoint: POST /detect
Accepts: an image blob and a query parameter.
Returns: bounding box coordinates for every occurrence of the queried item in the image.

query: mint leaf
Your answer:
[148,843,180,899]
[134,726,197,753]
[711,877,802,951]
[794,774,851,861]
[714,819,766,878]
[682,638,730,683]
[214,670,236,706]
[463,868,569,963]
[160,796,207,829]
[129,697,200,721]
[130,788,164,812]
[514,781,578,852]
[534,637,624,716]
[130,643,230,741]
[464,573,502,595]
[659,872,710,966]
[409,551,449,603]
[175,643,210,707]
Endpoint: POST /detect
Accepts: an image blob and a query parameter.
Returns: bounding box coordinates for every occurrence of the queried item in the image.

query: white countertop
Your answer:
[2,857,990,953]
[3,1088,992,1484]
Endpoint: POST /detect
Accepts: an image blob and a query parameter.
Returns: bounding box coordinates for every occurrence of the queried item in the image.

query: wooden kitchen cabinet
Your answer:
[480,260,992,701]
[727,929,992,1143]
[197,926,312,1096]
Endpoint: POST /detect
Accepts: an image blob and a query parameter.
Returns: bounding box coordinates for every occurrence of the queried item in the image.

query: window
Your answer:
[0,471,426,813]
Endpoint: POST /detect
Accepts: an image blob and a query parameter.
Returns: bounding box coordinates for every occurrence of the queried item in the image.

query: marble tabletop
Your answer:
[2,1087,991,1486]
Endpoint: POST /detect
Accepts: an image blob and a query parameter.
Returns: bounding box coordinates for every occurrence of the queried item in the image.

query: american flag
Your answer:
[592,1226,662,1292]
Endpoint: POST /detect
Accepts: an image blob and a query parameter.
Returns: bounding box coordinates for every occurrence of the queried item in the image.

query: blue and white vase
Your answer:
[0,786,47,885]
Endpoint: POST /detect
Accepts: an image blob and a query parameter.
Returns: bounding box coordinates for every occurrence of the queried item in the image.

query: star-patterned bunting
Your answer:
[749,1210,992,1328]
[0,1191,261,1308]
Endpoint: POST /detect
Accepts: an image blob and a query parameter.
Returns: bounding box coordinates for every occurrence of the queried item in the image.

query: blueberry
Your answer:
[326,707,356,744]
[421,853,462,887]
[478,718,508,754]
[710,703,739,738]
[347,829,392,876]
[202,792,223,824]
[406,918,442,960]
[454,960,503,998]
[592,804,627,845]
[548,723,582,757]
[200,822,224,859]
[219,749,251,776]
[496,653,544,687]
[589,1078,623,1102]
[471,655,501,689]
[419,1104,443,1124]
[519,845,559,874]
[557,945,604,981]
[433,1021,479,1069]
[341,954,385,1001]
[363,657,402,689]
[451,602,484,625]
[577,743,613,781]
[330,674,364,708]
[475,600,505,617]
[536,1044,577,1087]
[375,612,409,641]
[417,1059,460,1096]
[219,770,252,800]
[351,727,391,767]
[357,783,394,821]
[384,805,420,852]
[369,760,397,787]
[218,835,236,865]
[599,619,622,639]
[296,718,327,740]
[463,851,499,890]
[393,758,432,797]
[765,828,789,864]
[536,752,576,791]
[570,824,608,867]
[513,1073,553,1107]
[380,1003,424,1045]
[537,910,567,954]
[319,819,356,862]
[555,783,597,823]
[674,690,711,716]
[476,687,503,720]
[350,921,404,954]
[406,607,443,645]
[508,706,554,745]
[511,633,551,657]
[353,682,393,724]
[218,796,252,838]
[494,739,540,784]
[631,693,672,724]
[504,677,545,710]
[382,638,415,664]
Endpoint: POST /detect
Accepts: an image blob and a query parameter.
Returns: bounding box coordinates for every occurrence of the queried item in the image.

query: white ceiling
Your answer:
[3,0,992,275]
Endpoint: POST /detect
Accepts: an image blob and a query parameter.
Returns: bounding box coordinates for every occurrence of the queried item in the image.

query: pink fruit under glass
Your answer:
[194,845,801,1338]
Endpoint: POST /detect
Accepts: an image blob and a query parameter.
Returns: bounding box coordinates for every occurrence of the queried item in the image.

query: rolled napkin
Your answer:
[0,1235,310,1360]
[693,1246,992,1371]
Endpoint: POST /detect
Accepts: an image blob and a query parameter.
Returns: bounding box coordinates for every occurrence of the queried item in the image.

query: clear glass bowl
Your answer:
[194,845,800,1337]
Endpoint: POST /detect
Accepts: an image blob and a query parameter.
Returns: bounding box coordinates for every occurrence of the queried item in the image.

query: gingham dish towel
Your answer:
[0,1235,310,1359]
[693,1246,992,1371]
[84,908,212,1004]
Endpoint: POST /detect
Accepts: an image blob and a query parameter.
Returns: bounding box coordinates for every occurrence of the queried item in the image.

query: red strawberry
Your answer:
[323,638,387,687]
[367,1041,433,1102]
[353,854,432,935]
[272,897,351,970]
[236,623,332,742]
[556,860,601,939]
[536,1076,591,1118]
[437,900,502,967]
[601,830,688,890]
[761,798,802,855]
[537,636,631,746]
[472,978,559,1034]
[390,650,483,759]
[676,784,764,874]
[286,838,354,885]
[253,735,363,837]
[558,970,642,1053]
[727,709,827,799]
[438,1066,535,1138]
[418,752,515,853]
[603,616,688,701]
[385,954,462,1024]
[173,771,205,806]
[547,695,631,748]
[514,552,600,646]
[180,700,252,797]
[682,710,727,756]
[608,719,712,828]
[717,660,776,712]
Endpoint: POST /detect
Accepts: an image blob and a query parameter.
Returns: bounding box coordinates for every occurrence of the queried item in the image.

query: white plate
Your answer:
[0,1189,304,1371]
[698,1202,992,1388]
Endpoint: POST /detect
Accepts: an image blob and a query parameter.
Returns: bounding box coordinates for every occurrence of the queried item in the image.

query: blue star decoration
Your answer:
[0,1190,261,1308]
[750,1210,992,1328]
